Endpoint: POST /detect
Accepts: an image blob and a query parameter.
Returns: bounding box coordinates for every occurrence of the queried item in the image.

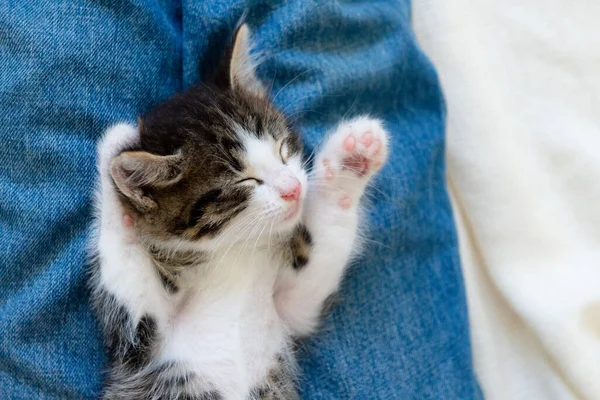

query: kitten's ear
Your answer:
[216,24,266,97]
[110,151,185,213]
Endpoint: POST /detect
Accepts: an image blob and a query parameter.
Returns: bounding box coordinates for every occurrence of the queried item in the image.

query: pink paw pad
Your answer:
[343,135,356,152]
[361,131,373,147]
[338,195,351,210]
[342,155,369,176]
[371,139,382,155]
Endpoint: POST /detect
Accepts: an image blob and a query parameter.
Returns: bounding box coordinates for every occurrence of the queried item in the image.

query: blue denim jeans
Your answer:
[0,1,482,398]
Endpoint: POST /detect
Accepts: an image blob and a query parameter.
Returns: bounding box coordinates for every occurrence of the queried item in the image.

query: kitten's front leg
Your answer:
[91,124,170,370]
[275,117,389,336]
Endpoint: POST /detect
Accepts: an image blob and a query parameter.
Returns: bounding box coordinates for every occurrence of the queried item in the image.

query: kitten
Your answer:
[90,24,388,400]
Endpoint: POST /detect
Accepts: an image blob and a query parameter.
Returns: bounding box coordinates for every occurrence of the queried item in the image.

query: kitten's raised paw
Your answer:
[315,117,388,206]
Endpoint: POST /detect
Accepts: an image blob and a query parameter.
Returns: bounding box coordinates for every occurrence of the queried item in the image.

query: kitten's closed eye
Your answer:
[236,177,263,185]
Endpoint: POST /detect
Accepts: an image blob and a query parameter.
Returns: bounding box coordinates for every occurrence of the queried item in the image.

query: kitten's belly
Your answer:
[161,270,286,398]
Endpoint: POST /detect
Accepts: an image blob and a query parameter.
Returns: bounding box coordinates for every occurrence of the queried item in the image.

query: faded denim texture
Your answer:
[0,1,482,399]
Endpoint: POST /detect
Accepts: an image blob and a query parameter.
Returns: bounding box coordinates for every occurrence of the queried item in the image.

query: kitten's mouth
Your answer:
[283,202,300,221]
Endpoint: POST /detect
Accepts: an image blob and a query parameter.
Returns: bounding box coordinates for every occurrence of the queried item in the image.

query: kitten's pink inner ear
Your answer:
[110,151,185,213]
[122,214,134,228]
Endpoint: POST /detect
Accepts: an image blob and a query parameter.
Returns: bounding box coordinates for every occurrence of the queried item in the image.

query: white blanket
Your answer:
[412,1,600,399]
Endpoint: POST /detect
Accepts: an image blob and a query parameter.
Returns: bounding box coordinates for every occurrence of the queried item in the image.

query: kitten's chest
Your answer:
[162,252,286,395]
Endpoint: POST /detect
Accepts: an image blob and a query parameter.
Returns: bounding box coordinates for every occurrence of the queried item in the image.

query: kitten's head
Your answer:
[110,25,307,248]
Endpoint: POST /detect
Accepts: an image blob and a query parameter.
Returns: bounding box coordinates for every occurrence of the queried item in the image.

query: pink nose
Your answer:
[280,180,301,201]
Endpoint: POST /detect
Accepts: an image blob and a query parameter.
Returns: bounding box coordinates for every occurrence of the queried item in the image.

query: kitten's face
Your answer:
[139,93,307,244]
[110,25,308,247]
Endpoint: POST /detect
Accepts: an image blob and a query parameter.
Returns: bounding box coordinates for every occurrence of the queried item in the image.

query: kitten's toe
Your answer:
[343,134,356,152]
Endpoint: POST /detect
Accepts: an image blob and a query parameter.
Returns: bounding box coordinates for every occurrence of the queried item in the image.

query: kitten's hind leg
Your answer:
[90,124,171,373]
[274,117,388,337]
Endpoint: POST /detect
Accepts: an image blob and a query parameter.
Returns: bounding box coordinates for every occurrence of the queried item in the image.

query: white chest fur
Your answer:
[160,248,287,398]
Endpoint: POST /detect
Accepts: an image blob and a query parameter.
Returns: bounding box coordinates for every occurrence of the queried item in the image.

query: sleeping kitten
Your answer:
[90,24,388,400]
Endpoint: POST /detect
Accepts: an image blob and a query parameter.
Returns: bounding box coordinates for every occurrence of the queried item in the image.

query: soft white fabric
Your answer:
[412,1,600,399]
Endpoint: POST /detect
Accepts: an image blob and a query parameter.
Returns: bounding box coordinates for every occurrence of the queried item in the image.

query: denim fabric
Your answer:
[0,1,482,399]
